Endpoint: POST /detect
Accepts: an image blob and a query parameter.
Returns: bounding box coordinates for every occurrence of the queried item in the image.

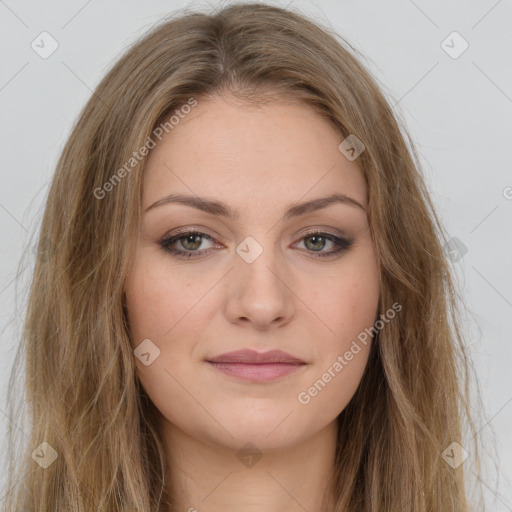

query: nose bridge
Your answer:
[235,233,284,283]
[225,234,294,328]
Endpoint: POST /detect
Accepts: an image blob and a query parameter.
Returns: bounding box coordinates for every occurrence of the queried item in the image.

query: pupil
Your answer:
[307,235,325,251]
[183,235,201,250]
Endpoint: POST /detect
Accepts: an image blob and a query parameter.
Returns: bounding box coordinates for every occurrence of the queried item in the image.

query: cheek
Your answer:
[124,255,222,409]
[307,252,380,346]
[295,251,379,418]
[123,259,207,422]
[124,256,208,344]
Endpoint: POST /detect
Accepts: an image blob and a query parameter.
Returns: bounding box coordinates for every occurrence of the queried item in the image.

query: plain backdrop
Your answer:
[0,0,511,509]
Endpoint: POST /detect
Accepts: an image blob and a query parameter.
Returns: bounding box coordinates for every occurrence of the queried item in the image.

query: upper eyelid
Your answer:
[162,230,215,243]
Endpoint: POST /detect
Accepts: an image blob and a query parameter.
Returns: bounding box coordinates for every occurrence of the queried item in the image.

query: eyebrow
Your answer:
[144,192,367,219]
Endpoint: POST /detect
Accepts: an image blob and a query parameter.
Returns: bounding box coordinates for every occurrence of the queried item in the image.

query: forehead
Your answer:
[142,94,367,212]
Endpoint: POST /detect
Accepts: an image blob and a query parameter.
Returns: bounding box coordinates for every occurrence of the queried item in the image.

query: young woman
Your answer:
[5,3,482,511]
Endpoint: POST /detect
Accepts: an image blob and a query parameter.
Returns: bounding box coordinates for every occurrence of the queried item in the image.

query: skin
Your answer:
[124,93,380,512]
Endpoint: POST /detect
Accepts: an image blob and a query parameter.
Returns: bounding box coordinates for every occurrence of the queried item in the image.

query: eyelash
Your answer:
[158,229,354,260]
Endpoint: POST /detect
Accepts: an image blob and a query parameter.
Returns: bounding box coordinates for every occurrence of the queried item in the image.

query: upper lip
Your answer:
[206,349,306,364]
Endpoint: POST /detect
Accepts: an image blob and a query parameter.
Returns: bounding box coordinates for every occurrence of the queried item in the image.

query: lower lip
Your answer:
[206,362,305,382]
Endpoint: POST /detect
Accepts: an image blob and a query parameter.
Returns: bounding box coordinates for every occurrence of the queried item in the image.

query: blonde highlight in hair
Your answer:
[5,2,482,511]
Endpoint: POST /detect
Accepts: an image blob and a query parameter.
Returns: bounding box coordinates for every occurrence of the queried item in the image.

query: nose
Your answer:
[223,239,295,330]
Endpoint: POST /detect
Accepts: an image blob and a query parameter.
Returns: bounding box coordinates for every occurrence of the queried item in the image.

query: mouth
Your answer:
[205,349,307,382]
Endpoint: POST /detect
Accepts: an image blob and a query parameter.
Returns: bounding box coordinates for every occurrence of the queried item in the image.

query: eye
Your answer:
[159,230,217,259]
[293,230,354,258]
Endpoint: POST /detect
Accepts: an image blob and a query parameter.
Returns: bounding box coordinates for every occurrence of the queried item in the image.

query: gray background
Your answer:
[1,0,511,509]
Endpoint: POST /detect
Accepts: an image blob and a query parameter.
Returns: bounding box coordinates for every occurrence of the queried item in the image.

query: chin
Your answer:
[194,408,319,453]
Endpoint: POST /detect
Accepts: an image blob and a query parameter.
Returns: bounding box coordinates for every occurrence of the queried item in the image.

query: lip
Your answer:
[206,349,305,364]
[205,349,307,382]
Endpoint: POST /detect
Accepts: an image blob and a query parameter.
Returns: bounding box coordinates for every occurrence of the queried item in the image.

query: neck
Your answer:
[161,419,338,512]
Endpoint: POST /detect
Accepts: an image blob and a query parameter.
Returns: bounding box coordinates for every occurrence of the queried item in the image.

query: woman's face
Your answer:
[124,94,380,451]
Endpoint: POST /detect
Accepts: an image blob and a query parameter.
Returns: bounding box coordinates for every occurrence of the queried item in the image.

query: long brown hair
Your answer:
[5,2,482,511]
